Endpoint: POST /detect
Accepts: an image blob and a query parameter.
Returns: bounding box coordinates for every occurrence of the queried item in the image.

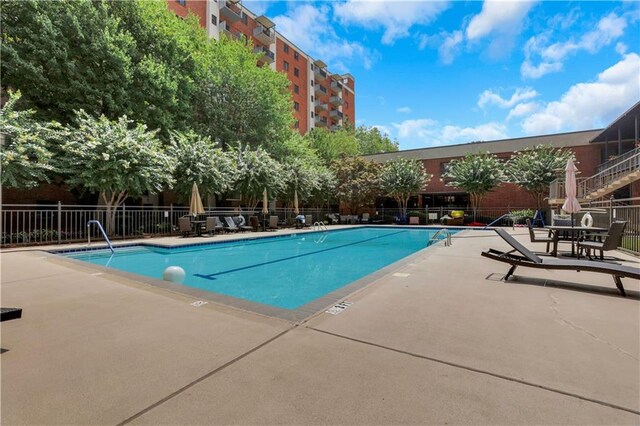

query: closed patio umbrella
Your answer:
[293,189,300,215]
[561,158,581,222]
[262,188,269,215]
[189,182,205,217]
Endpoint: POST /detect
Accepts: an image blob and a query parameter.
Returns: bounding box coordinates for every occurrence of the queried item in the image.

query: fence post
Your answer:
[609,195,614,224]
[57,201,62,244]
[170,203,173,236]
[122,203,126,240]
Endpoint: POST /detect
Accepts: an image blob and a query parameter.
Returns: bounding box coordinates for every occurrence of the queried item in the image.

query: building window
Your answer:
[311,111,314,118]
[345,101,349,109]
[294,67,299,77]
[294,101,300,111]
[310,80,314,86]
[176,0,186,5]
[283,44,289,53]
[294,51,299,60]
[241,12,248,25]
[311,96,314,102]
[293,84,299,94]
[211,14,217,25]
[284,61,289,71]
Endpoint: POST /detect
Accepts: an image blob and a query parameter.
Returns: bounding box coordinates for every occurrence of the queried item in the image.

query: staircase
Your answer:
[549,147,640,204]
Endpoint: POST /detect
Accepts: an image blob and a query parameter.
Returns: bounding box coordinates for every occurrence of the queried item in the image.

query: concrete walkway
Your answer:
[1,228,638,424]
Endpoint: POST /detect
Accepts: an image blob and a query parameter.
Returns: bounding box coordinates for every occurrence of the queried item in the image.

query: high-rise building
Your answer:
[167,0,356,134]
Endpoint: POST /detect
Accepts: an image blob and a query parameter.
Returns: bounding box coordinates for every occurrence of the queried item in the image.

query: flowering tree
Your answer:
[506,145,574,209]
[280,158,322,208]
[379,158,431,221]
[332,156,380,214]
[168,131,235,202]
[58,111,174,235]
[0,91,58,188]
[308,167,337,209]
[443,152,505,220]
[233,146,285,211]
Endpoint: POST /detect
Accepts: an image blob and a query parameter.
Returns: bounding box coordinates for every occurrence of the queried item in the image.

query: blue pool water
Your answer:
[64,227,457,310]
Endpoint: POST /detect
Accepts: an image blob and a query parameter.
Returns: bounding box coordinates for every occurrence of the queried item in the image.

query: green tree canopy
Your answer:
[58,111,174,234]
[356,126,399,155]
[379,159,431,219]
[332,156,381,214]
[168,131,235,202]
[443,152,505,218]
[232,146,285,211]
[306,127,359,165]
[0,91,59,188]
[505,145,574,209]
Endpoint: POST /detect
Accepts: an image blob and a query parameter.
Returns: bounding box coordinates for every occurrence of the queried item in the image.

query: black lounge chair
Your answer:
[1,307,22,322]
[482,228,638,297]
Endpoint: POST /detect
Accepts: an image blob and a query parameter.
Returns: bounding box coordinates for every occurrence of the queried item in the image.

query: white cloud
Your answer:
[522,12,629,79]
[333,0,450,45]
[272,4,377,70]
[521,53,640,134]
[507,101,540,121]
[478,87,539,109]
[615,42,628,55]
[439,31,464,64]
[396,106,412,113]
[466,0,537,41]
[242,0,274,17]
[391,118,508,149]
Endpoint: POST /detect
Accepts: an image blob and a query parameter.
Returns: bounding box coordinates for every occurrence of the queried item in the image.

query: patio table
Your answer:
[191,220,206,237]
[545,225,607,257]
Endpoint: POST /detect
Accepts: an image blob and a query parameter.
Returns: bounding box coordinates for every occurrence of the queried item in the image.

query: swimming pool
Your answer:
[63,227,458,311]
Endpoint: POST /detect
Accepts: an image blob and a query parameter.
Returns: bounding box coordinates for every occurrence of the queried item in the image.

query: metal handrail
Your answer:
[313,221,327,232]
[596,146,640,173]
[87,220,114,254]
[428,229,451,247]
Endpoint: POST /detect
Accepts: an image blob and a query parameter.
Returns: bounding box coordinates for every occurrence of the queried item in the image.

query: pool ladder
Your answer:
[313,221,328,232]
[87,220,114,254]
[428,229,452,247]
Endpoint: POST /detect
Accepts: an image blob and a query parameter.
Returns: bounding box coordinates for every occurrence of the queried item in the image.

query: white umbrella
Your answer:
[293,189,300,215]
[262,188,269,215]
[561,158,581,222]
[189,182,205,217]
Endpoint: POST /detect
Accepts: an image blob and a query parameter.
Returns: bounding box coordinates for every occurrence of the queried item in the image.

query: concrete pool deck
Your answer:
[1,227,639,424]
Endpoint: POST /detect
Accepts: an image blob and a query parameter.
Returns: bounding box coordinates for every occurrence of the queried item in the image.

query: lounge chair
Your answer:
[232,215,253,232]
[224,216,244,232]
[526,218,557,255]
[204,217,223,236]
[213,216,235,233]
[577,221,627,260]
[268,215,279,231]
[481,228,638,296]
[178,216,193,237]
[1,307,22,322]
[361,213,370,223]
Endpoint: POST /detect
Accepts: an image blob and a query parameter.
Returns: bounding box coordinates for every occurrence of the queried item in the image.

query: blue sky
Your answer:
[244,1,640,150]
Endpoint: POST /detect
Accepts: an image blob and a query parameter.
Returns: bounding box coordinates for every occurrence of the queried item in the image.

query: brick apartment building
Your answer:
[167,0,355,134]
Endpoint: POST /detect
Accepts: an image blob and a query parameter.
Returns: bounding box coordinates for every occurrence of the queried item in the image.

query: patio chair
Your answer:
[178,216,193,237]
[268,215,279,231]
[361,213,370,223]
[525,218,558,255]
[249,216,260,231]
[577,221,627,260]
[214,216,235,233]
[204,217,223,236]
[224,216,245,232]
[481,228,638,297]
[232,215,253,232]
[304,215,313,228]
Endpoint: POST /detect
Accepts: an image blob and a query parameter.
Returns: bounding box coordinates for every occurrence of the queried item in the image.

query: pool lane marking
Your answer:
[194,230,409,280]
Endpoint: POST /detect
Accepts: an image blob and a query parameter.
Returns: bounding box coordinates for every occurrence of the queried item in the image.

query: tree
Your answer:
[0,91,59,188]
[306,127,358,165]
[332,156,381,214]
[232,147,285,211]
[58,111,174,235]
[194,38,293,150]
[506,145,574,210]
[168,131,235,202]
[442,152,505,220]
[308,167,337,209]
[356,126,399,155]
[379,159,431,221]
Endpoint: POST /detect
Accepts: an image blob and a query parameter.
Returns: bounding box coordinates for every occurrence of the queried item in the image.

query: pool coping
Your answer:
[46,226,466,322]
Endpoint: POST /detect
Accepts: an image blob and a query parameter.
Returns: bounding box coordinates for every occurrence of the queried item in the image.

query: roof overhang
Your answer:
[255,15,275,28]
[590,101,640,143]
[314,59,327,68]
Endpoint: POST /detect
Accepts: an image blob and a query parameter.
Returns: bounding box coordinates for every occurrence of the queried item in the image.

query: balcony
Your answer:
[220,0,241,23]
[330,80,343,92]
[313,67,327,80]
[329,95,343,106]
[314,101,328,112]
[314,85,327,95]
[315,116,328,127]
[253,24,275,45]
[219,21,239,39]
[253,46,275,64]
[329,109,343,120]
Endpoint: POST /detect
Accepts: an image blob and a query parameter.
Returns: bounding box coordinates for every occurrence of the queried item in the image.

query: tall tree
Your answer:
[232,147,285,211]
[58,111,174,234]
[306,127,358,165]
[332,156,380,214]
[168,131,235,202]
[379,159,431,221]
[356,126,399,155]
[0,91,59,188]
[442,152,505,220]
[506,145,574,210]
